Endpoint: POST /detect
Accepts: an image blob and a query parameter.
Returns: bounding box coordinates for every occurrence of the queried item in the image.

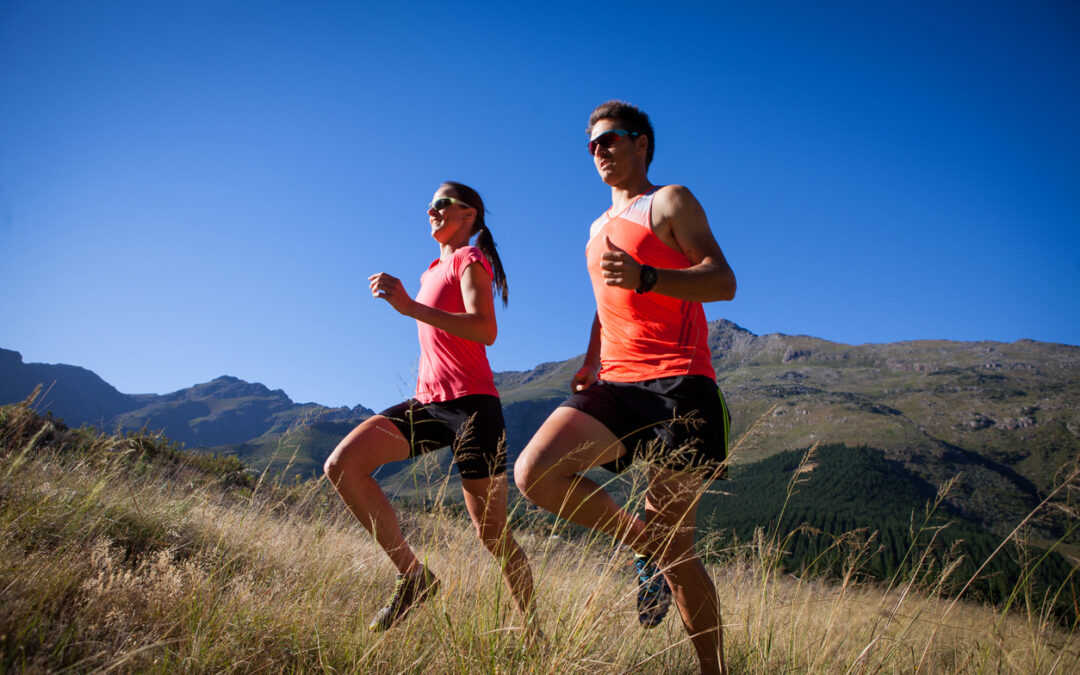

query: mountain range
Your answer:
[0,347,372,449]
[4,320,1079,542]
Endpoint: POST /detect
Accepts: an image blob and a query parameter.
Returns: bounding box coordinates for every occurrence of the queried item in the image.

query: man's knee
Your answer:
[323,446,346,482]
[513,452,547,500]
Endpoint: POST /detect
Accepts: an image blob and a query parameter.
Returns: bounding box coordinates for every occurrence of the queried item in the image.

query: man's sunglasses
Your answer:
[428,196,474,211]
[587,129,640,155]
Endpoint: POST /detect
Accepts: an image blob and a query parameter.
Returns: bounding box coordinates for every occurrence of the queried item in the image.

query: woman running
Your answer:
[324,181,534,632]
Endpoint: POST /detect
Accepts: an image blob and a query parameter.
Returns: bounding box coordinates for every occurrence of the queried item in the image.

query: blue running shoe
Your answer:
[633,554,672,628]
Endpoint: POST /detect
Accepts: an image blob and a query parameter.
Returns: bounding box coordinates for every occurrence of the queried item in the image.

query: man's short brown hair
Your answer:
[588,100,655,168]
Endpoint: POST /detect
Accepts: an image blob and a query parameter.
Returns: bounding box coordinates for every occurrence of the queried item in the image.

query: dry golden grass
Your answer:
[2,399,1078,673]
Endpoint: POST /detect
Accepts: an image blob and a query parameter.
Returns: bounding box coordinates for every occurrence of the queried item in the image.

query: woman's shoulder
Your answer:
[453,244,485,260]
[451,245,492,275]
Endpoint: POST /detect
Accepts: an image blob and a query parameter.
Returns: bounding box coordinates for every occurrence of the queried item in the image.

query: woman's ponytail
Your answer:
[475,222,508,306]
[442,181,509,306]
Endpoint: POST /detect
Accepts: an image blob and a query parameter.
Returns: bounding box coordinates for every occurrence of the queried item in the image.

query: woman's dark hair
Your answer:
[441,181,509,306]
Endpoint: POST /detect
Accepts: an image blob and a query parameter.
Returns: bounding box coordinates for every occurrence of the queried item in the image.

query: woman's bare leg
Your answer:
[461,475,535,619]
[323,415,418,574]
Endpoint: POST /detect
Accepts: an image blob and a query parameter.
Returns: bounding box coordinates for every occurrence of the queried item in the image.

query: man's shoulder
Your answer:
[653,184,695,205]
[651,184,704,223]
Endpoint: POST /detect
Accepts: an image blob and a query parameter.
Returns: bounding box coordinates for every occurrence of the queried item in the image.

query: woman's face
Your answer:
[427,186,475,245]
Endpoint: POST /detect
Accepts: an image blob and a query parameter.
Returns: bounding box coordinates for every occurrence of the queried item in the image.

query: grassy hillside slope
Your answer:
[3,398,1078,673]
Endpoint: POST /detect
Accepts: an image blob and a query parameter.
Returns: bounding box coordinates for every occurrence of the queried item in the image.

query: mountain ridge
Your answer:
[0,350,373,449]
[3,320,1078,540]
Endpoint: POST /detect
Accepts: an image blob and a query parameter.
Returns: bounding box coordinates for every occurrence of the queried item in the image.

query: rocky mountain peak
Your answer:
[0,348,24,368]
[169,376,289,403]
[707,319,761,356]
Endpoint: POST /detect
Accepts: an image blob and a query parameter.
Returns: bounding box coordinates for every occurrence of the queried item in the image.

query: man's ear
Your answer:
[635,133,649,159]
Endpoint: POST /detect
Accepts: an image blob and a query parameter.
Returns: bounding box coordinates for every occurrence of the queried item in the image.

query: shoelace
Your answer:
[635,558,660,589]
[387,574,410,606]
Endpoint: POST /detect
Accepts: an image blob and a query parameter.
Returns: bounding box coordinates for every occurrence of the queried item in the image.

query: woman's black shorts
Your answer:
[379,394,506,480]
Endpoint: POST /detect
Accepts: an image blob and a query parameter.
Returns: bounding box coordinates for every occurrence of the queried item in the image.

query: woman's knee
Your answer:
[323,433,375,482]
[325,416,406,482]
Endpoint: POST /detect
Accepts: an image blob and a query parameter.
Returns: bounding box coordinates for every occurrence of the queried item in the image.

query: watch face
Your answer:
[637,265,657,293]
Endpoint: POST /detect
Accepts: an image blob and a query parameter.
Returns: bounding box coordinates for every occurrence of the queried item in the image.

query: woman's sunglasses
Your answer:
[587,129,640,155]
[428,196,474,211]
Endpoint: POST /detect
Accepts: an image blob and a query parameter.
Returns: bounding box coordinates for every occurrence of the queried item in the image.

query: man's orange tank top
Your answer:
[586,187,716,383]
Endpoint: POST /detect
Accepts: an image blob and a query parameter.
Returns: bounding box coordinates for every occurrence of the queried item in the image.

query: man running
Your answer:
[515,100,736,675]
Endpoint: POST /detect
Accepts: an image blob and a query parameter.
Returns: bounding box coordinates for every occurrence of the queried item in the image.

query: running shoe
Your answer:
[369,565,440,632]
[633,554,672,628]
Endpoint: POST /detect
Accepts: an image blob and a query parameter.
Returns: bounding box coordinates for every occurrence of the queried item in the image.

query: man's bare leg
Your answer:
[514,407,647,549]
[645,466,726,675]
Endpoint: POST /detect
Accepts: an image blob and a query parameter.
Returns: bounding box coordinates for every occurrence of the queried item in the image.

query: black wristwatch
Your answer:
[635,264,658,294]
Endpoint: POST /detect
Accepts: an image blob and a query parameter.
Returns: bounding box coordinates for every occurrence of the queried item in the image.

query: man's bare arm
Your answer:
[598,185,735,302]
[571,313,602,392]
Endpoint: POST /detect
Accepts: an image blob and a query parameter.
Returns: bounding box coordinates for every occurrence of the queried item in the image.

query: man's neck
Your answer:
[609,176,655,212]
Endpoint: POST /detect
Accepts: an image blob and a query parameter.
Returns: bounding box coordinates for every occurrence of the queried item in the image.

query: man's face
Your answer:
[588,118,643,186]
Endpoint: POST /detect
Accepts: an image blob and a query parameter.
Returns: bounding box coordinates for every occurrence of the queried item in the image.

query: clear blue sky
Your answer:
[2,1,1078,412]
